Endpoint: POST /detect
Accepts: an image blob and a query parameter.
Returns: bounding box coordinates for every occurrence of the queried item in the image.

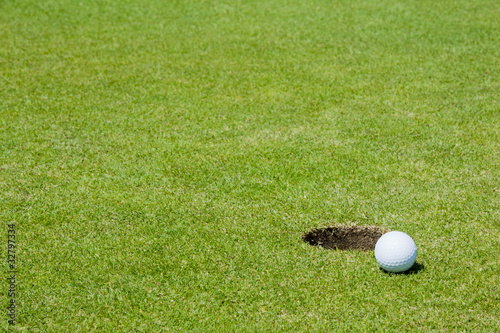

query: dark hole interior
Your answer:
[302,225,388,251]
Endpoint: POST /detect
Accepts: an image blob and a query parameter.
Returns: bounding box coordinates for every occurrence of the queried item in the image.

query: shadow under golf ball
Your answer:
[380,262,425,275]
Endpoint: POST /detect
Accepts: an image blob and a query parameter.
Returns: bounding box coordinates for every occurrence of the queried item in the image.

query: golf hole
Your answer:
[302,225,388,251]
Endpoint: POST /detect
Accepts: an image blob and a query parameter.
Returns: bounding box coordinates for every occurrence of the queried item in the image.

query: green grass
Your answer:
[1,0,499,331]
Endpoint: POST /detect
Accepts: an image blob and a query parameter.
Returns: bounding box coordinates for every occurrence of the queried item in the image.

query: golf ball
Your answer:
[374,231,417,273]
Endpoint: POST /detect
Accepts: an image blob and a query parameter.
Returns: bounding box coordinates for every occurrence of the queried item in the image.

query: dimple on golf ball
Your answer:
[375,231,417,273]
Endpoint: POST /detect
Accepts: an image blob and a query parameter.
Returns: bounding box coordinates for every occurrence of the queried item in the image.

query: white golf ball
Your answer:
[375,231,417,273]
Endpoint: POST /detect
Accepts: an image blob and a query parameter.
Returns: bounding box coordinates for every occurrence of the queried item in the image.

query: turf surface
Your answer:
[1,0,499,331]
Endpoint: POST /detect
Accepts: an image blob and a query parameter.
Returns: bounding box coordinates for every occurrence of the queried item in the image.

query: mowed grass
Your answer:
[1,0,499,331]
